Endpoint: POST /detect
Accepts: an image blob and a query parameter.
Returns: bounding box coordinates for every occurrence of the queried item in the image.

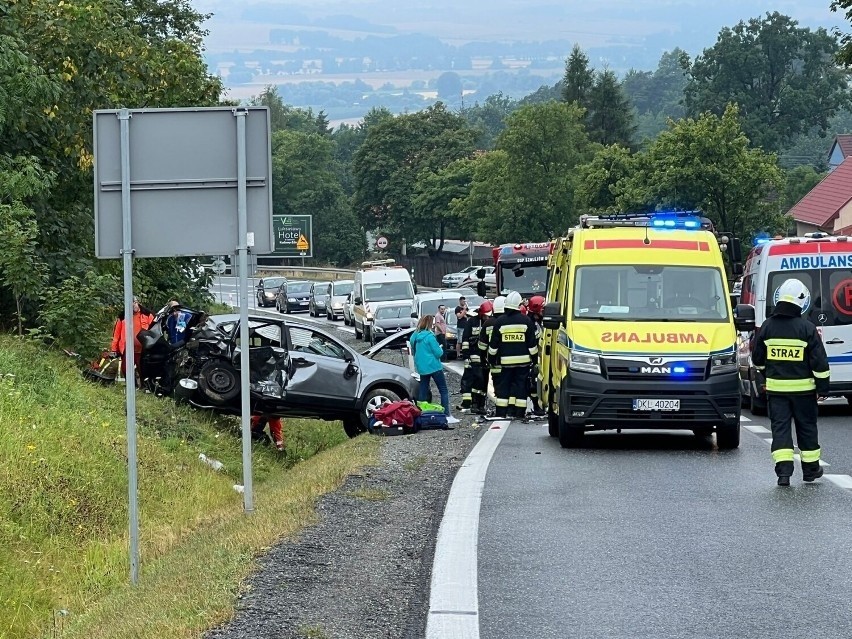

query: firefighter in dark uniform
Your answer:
[752,278,830,486]
[479,296,506,416]
[487,291,538,419]
[458,300,493,414]
[526,295,546,418]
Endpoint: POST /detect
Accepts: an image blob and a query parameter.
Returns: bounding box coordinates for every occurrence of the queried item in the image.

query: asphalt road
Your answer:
[215,276,852,637]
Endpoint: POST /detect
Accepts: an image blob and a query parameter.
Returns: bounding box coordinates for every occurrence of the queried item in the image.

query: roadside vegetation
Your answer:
[0,335,378,639]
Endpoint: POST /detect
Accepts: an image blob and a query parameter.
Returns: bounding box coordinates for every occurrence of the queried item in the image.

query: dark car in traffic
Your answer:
[275,280,312,314]
[309,281,332,317]
[369,302,414,345]
[256,276,287,308]
[138,309,418,437]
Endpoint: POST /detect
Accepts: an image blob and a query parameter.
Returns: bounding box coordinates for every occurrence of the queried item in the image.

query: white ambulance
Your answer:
[737,233,852,413]
[352,259,415,343]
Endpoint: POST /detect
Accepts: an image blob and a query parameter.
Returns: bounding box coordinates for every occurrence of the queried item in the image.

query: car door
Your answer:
[284,324,359,410]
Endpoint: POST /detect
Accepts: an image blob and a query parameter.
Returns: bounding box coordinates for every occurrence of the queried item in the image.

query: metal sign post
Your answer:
[234,108,254,513]
[118,109,141,585]
[93,106,273,582]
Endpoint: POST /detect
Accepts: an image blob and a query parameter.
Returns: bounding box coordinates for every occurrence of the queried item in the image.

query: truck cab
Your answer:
[539,212,750,449]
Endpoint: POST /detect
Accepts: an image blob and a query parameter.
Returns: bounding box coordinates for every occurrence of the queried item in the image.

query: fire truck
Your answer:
[492,242,553,298]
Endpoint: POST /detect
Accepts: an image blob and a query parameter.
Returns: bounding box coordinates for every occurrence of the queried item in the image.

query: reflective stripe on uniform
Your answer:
[764,338,808,348]
[500,355,531,365]
[529,345,539,356]
[814,370,830,379]
[766,377,816,392]
[801,449,821,463]
[494,398,510,407]
[772,448,795,463]
[755,365,766,371]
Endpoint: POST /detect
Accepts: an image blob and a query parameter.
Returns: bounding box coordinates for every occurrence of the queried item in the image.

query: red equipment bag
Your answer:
[371,400,422,432]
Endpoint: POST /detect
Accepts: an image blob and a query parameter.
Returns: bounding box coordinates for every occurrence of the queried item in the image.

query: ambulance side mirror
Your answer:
[542,301,564,330]
[734,304,756,333]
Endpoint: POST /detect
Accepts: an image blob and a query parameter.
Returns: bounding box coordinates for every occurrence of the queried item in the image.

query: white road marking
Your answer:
[442,361,496,399]
[744,424,770,434]
[825,474,852,489]
[740,415,751,422]
[427,419,511,639]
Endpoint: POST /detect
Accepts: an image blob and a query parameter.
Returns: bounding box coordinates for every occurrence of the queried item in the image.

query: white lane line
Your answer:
[427,419,511,639]
[763,438,773,443]
[825,475,852,489]
[740,415,752,422]
[744,424,770,434]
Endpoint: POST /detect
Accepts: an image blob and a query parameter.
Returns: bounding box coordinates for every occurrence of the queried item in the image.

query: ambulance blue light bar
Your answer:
[753,232,772,246]
[649,214,702,230]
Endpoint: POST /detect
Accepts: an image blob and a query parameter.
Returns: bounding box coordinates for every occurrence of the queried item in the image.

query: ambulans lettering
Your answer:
[768,346,804,361]
[600,332,709,344]
[780,255,852,270]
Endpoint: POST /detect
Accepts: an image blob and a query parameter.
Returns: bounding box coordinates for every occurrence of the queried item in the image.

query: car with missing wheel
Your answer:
[139,311,418,438]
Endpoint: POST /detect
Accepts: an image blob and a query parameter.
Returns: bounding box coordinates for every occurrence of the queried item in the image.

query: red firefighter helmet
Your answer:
[528,295,545,315]
[477,300,494,316]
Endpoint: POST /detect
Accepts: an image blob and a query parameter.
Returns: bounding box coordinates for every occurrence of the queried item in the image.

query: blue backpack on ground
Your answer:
[414,411,450,431]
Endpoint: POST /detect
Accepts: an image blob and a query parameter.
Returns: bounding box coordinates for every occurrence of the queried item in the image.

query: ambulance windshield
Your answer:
[498,264,548,296]
[573,265,729,322]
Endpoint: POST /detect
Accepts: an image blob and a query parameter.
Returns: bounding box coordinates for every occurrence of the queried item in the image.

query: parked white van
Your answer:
[352,259,416,342]
[737,233,852,413]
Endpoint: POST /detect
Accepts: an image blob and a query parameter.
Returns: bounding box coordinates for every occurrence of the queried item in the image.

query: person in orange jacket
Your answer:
[110,296,154,384]
[251,414,285,451]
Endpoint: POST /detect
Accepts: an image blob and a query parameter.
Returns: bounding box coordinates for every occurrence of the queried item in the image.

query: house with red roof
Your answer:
[828,134,852,171]
[788,156,852,236]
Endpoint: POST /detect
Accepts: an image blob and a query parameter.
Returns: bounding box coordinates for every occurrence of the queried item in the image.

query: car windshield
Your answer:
[364,280,414,302]
[260,277,286,289]
[314,282,331,297]
[420,295,485,326]
[287,282,312,295]
[375,304,411,319]
[766,268,852,327]
[332,281,353,296]
[499,263,547,295]
[573,265,729,322]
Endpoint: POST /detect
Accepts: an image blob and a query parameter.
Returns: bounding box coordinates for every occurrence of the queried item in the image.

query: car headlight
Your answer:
[710,353,737,376]
[446,330,456,339]
[333,303,342,309]
[264,292,275,298]
[569,351,601,374]
[288,297,297,303]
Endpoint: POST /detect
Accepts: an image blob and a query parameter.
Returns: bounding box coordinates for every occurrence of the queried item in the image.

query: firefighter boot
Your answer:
[775,461,793,487]
[802,461,824,483]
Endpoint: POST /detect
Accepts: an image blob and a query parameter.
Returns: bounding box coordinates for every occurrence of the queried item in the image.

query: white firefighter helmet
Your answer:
[777,278,809,308]
[493,295,506,314]
[504,290,523,310]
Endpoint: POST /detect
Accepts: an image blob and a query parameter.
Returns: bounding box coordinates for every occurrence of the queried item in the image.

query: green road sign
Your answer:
[272,214,313,258]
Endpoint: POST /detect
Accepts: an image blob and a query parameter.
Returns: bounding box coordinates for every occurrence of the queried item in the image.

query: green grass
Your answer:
[0,335,380,639]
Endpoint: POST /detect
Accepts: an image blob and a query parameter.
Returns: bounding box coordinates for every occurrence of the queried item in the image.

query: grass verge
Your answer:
[0,335,379,639]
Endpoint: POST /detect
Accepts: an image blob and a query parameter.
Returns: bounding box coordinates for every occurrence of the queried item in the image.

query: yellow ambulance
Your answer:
[539,212,752,449]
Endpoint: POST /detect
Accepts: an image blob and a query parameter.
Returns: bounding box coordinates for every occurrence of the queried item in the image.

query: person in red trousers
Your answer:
[251,414,285,451]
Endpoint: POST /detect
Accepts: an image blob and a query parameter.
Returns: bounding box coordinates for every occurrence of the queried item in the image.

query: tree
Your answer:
[561,44,594,109]
[436,71,463,102]
[271,130,365,265]
[683,12,849,152]
[575,145,638,214]
[461,92,515,150]
[780,165,826,212]
[412,158,476,250]
[332,107,393,196]
[831,0,852,66]
[352,103,476,249]
[457,102,594,243]
[587,69,636,147]
[0,0,223,348]
[636,104,785,241]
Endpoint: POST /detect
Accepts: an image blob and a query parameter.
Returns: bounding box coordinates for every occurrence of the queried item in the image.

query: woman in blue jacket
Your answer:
[409,315,459,424]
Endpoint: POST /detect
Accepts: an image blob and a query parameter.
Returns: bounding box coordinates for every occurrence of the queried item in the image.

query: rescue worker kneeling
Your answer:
[487,291,538,419]
[752,278,830,486]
